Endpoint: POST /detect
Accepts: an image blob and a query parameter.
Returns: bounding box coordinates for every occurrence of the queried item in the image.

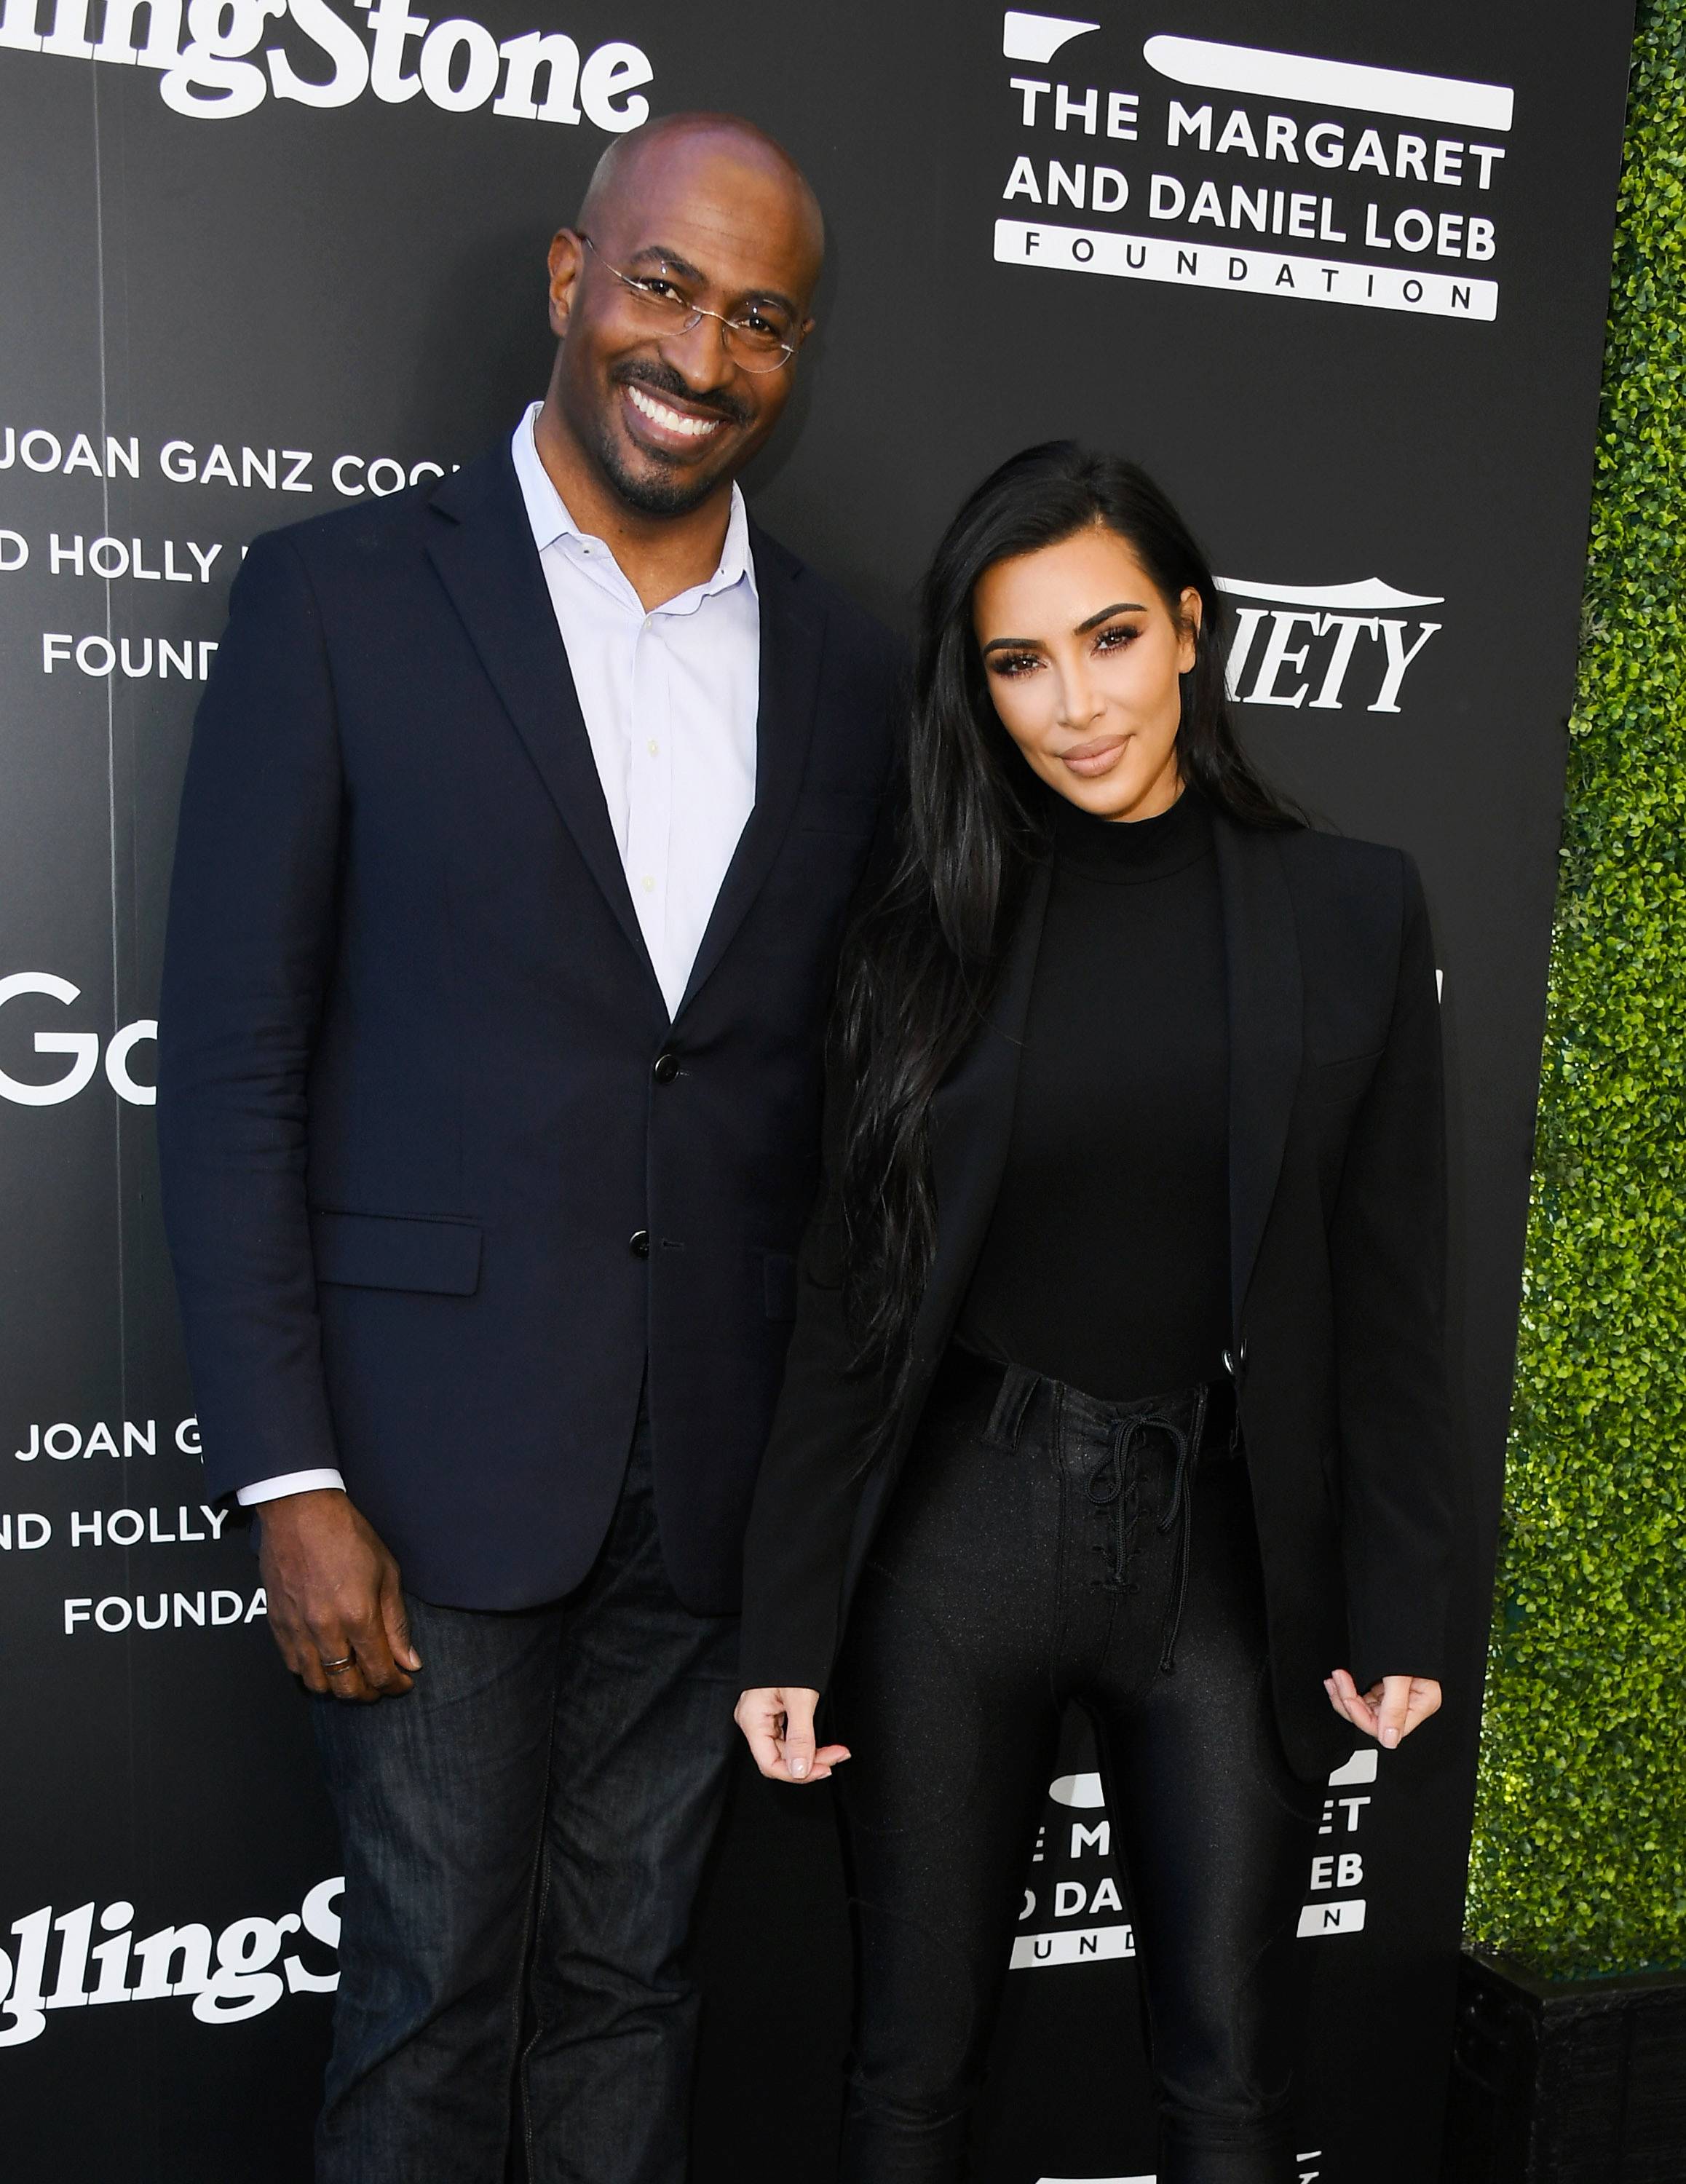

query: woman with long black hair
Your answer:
[734,442,1454,2183]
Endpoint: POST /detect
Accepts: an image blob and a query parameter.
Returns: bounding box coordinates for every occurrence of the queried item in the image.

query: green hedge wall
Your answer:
[1465,0,1686,1979]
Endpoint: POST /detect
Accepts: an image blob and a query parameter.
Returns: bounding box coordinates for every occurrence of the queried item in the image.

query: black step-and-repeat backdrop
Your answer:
[0,6,1634,2180]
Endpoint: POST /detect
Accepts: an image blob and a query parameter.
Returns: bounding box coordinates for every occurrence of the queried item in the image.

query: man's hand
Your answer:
[258,1489,421,1702]
[1324,1667,1441,1749]
[734,1686,850,1784]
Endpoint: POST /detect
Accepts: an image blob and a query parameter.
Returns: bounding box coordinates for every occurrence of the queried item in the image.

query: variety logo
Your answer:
[0,975,154,1106]
[994,12,1512,321]
[0,0,651,128]
[1216,575,1444,713]
[0,1879,341,2046]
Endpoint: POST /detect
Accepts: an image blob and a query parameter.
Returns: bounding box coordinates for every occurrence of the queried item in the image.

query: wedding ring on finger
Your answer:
[320,1654,356,1674]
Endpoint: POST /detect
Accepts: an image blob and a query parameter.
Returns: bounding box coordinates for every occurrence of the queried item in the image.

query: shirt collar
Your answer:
[510,399,756,606]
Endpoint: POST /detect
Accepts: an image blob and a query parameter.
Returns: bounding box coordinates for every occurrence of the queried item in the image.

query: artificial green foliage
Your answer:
[1464,0,1686,1978]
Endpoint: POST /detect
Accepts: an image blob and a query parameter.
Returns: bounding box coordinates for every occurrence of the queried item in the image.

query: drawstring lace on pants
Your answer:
[1086,1384,1209,1671]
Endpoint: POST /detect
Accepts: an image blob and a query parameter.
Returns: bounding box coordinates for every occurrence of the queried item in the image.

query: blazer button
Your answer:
[630,1230,650,1259]
[652,1053,679,1083]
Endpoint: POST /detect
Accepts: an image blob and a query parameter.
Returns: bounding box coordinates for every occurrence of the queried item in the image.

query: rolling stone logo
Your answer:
[0,1879,341,2047]
[0,0,652,129]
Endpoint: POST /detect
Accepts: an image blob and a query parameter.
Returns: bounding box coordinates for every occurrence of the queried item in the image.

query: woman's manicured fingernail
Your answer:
[790,1757,808,1778]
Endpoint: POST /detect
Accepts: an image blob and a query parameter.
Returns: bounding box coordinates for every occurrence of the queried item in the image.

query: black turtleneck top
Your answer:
[957,786,1231,1401]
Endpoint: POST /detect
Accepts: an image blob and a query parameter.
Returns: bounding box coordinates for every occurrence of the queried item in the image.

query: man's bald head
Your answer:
[540,110,826,521]
[578,114,825,293]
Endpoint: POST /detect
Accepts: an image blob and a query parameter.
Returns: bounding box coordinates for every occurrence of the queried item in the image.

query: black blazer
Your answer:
[739,815,1455,1780]
[157,443,901,1615]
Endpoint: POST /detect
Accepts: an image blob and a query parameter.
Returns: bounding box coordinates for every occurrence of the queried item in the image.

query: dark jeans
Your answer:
[312,1408,740,2184]
[834,1349,1323,2184]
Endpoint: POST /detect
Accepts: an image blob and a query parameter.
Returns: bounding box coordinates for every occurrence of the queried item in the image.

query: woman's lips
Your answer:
[1058,737,1126,777]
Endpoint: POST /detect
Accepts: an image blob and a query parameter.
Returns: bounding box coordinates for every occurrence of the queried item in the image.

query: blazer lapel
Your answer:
[1214,816,1303,1335]
[676,526,824,1017]
[917,858,1053,1350]
[424,449,664,1006]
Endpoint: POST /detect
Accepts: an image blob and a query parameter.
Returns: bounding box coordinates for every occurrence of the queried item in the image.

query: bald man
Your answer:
[157,115,901,2182]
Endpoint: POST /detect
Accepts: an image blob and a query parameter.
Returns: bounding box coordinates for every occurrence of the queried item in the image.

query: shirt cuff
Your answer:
[236,1468,347,1506]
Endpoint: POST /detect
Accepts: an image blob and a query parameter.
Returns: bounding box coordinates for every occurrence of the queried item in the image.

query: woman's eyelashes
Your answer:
[984,623,1143,678]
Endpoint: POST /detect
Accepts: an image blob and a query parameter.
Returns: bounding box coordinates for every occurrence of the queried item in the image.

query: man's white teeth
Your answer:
[627,384,721,438]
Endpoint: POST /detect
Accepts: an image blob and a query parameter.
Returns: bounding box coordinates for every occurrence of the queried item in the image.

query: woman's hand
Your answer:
[1323,1668,1441,1749]
[735,1686,852,1784]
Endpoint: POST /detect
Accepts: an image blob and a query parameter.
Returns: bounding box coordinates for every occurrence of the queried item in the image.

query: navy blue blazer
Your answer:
[157,443,903,1613]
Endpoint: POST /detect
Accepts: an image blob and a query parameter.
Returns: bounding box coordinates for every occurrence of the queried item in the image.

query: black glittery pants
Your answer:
[832,1348,1322,2183]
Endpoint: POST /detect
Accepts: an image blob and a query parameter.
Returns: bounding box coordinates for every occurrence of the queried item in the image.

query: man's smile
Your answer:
[621,379,731,450]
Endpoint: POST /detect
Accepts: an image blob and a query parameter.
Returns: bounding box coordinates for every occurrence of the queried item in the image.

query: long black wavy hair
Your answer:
[836,440,1300,1406]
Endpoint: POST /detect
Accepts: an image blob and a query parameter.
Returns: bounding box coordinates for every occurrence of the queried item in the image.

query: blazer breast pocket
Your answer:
[1304,1048,1383,1099]
[311,1208,483,1296]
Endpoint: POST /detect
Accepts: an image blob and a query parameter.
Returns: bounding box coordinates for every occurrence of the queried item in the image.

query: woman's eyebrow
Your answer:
[1074,601,1148,633]
[981,603,1149,654]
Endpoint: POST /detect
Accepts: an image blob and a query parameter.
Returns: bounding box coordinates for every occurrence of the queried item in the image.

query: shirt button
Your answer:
[629,1230,650,1259]
[652,1053,679,1084]
[641,875,655,893]
[647,740,660,756]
